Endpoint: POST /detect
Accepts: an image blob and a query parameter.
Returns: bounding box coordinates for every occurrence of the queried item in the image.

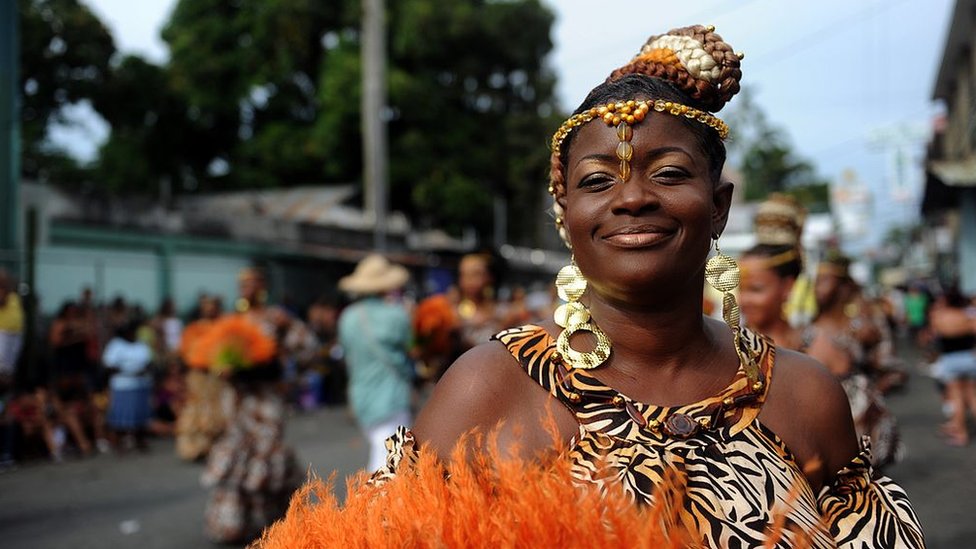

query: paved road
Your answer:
[1,340,974,548]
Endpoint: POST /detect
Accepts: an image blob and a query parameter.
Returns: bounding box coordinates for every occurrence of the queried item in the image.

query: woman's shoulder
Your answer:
[412,324,574,461]
[761,347,859,490]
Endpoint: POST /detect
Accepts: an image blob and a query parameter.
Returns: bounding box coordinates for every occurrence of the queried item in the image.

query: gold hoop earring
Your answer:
[705,239,759,382]
[553,259,611,370]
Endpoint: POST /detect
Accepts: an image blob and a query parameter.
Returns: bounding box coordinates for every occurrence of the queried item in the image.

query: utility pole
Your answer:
[0,0,20,273]
[361,0,388,251]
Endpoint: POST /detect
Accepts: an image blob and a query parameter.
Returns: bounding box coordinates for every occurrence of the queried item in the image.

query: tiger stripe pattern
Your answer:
[489,324,924,548]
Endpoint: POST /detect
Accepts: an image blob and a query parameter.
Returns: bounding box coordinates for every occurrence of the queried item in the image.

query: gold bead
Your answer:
[723,397,734,407]
[626,100,636,107]
[554,216,563,226]
[612,116,621,126]
[698,417,711,428]
[752,381,764,391]
[634,109,646,122]
[705,25,715,32]
[611,395,624,407]
[654,100,666,112]
[547,185,554,194]
[737,52,745,60]
[625,114,635,124]
[648,419,661,430]
[550,350,562,364]
[602,112,614,124]
[616,141,633,162]
[619,160,631,181]
[567,392,581,403]
[614,101,625,110]
[616,122,632,141]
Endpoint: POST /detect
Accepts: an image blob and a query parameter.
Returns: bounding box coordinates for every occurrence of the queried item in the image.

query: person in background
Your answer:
[307,298,347,406]
[153,297,184,359]
[48,301,97,457]
[337,254,414,472]
[455,252,507,351]
[928,286,976,446]
[102,318,154,452]
[904,283,930,344]
[738,193,806,350]
[0,270,24,385]
[805,253,901,468]
[176,295,231,461]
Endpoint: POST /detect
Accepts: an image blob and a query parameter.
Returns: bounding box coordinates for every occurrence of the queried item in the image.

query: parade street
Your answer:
[2,343,975,549]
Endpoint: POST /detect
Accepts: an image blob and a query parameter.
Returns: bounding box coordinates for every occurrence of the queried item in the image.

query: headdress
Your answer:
[749,193,807,272]
[548,24,743,246]
[339,254,410,295]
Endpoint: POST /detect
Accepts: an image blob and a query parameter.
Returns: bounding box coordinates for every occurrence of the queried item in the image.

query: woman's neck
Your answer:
[587,290,713,372]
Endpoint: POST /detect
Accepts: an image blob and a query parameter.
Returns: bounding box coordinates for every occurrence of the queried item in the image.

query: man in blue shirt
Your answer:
[337,254,414,471]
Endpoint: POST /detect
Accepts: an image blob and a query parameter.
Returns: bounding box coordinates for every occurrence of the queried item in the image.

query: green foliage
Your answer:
[19,0,560,245]
[18,0,115,179]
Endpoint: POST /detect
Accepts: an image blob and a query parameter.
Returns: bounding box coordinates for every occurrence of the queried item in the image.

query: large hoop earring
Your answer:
[553,259,611,370]
[705,239,760,383]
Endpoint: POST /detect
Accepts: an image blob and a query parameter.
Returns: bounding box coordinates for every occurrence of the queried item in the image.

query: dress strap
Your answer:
[491,325,586,414]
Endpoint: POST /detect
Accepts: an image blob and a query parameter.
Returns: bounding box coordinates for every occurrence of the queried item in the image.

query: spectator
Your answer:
[0,270,23,383]
[337,254,414,471]
[102,319,154,452]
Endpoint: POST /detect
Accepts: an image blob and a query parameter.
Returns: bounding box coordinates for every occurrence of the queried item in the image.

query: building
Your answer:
[923,0,976,293]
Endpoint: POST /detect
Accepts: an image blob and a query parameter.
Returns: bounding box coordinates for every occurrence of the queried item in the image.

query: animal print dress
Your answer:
[377,325,924,548]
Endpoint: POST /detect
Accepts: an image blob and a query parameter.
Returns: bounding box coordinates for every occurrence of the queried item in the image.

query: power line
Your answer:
[747,0,912,71]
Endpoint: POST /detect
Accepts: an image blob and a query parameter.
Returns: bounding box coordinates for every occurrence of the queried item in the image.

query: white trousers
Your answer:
[365,410,412,472]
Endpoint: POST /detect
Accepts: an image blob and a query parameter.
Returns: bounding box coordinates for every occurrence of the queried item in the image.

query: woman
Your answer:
[454,252,508,351]
[265,25,923,547]
[738,193,805,350]
[929,286,976,446]
[805,254,902,469]
[175,295,230,461]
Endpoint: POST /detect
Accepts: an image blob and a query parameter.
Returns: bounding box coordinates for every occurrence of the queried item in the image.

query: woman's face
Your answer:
[458,256,491,300]
[739,256,794,328]
[561,112,731,302]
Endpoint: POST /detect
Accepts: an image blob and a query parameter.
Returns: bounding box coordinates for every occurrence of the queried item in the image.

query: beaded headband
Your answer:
[551,99,728,180]
[550,25,739,185]
[743,249,800,273]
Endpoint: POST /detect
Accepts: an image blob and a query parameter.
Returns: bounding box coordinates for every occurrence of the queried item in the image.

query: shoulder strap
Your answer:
[491,325,560,395]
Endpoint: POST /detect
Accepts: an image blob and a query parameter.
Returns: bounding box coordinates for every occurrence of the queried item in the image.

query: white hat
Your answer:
[338,254,409,295]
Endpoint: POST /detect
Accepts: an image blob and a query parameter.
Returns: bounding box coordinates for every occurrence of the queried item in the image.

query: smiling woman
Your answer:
[259,24,925,548]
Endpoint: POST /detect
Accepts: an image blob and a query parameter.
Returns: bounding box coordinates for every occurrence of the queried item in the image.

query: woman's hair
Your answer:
[741,243,803,279]
[549,25,742,246]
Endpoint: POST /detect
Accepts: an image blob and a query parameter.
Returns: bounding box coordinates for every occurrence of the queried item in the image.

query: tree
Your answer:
[18,0,115,181]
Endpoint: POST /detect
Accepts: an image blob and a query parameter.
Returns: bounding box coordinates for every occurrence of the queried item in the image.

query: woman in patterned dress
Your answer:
[805,254,903,469]
[401,26,922,547]
[262,25,923,548]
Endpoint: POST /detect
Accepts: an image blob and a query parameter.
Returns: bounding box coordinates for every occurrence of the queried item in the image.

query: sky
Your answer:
[68,0,956,246]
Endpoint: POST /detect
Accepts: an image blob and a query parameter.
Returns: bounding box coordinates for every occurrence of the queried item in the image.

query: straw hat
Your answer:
[339,254,409,295]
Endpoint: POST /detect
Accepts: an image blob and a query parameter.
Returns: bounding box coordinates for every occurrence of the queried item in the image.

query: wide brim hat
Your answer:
[339,254,409,295]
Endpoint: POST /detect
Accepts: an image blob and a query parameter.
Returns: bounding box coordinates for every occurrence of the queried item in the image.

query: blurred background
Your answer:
[0,0,974,547]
